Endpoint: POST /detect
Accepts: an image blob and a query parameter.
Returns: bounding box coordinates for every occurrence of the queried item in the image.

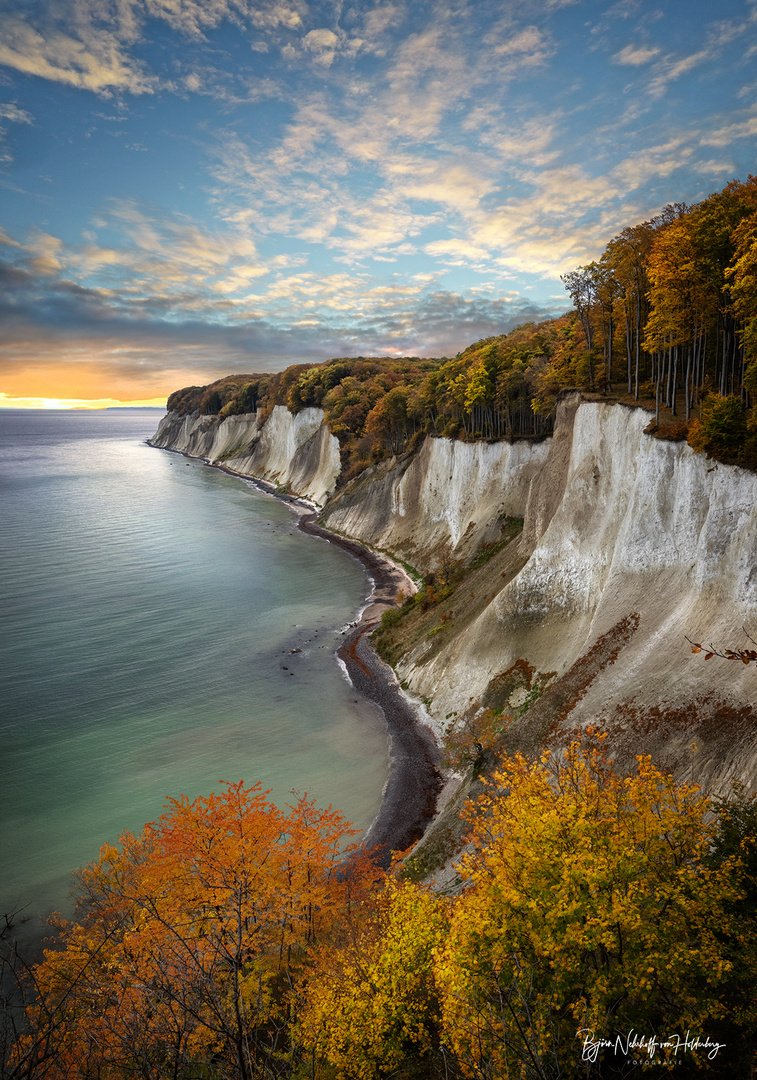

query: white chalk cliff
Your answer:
[151,394,757,792]
[321,434,550,567]
[150,405,341,507]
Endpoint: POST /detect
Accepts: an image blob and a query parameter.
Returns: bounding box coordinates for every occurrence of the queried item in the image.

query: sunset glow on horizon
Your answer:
[1,0,756,402]
[0,393,168,410]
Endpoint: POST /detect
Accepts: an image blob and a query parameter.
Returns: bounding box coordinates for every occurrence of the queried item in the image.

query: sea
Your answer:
[0,408,388,947]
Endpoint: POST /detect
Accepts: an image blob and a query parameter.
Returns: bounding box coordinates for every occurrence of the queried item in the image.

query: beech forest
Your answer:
[169,175,757,471]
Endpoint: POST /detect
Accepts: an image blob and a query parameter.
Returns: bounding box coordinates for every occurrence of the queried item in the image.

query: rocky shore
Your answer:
[270,501,443,868]
[297,512,443,866]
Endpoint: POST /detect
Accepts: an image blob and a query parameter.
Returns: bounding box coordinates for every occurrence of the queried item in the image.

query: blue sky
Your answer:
[1,0,756,405]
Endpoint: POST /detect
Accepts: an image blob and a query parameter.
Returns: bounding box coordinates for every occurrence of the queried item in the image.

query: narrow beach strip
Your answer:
[298,512,443,867]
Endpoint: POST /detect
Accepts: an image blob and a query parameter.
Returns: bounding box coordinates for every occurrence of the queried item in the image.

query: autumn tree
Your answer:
[298,880,448,1079]
[18,783,372,1080]
[692,178,757,397]
[365,386,411,454]
[605,222,655,398]
[688,392,749,460]
[727,206,757,378]
[434,737,756,1079]
[644,212,712,420]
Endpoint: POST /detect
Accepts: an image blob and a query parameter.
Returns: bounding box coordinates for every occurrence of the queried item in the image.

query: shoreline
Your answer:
[297,511,442,866]
[149,443,443,867]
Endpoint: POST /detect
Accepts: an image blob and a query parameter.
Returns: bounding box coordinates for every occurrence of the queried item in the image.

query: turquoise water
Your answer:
[0,409,387,936]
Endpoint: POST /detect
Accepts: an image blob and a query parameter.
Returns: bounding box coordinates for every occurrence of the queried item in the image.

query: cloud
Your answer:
[68,201,272,298]
[0,99,35,166]
[0,102,34,124]
[0,13,156,95]
[650,48,711,92]
[26,232,65,276]
[358,3,405,54]
[699,111,757,147]
[613,43,660,65]
[691,158,735,176]
[466,113,560,168]
[423,238,490,265]
[494,26,548,60]
[302,28,341,67]
[0,228,23,248]
[248,2,305,32]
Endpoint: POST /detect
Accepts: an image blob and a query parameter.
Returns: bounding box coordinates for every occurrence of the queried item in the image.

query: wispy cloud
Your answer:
[357,3,406,55]
[0,103,34,124]
[0,100,34,166]
[699,110,757,147]
[613,43,660,65]
[647,49,711,98]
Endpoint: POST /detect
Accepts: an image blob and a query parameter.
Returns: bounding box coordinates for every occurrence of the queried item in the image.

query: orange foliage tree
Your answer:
[18,782,375,1080]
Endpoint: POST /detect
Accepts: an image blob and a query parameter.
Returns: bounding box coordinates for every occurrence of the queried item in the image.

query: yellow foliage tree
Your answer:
[298,880,448,1079]
[434,737,754,1079]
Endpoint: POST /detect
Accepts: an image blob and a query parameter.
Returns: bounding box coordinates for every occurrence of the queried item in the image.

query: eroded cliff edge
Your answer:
[151,395,757,798]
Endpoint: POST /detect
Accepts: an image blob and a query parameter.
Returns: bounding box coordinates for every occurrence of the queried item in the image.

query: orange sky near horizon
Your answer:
[0,360,238,409]
[0,394,168,409]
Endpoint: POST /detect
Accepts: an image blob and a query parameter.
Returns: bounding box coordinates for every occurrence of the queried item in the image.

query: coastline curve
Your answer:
[147,439,443,867]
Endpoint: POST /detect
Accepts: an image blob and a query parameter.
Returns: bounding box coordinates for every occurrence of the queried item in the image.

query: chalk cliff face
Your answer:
[150,406,341,506]
[151,410,261,461]
[389,395,757,794]
[151,394,757,792]
[321,434,550,571]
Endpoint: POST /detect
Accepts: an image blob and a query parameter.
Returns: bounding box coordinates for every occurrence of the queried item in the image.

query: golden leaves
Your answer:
[434,738,752,1077]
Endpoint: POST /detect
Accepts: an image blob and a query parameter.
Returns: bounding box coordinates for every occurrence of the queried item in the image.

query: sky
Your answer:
[0,0,756,407]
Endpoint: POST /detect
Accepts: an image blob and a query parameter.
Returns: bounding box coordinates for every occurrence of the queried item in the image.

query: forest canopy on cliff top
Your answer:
[168,176,757,472]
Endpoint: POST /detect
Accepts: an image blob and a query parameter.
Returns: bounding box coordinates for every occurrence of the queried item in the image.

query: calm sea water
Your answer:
[0,409,387,938]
